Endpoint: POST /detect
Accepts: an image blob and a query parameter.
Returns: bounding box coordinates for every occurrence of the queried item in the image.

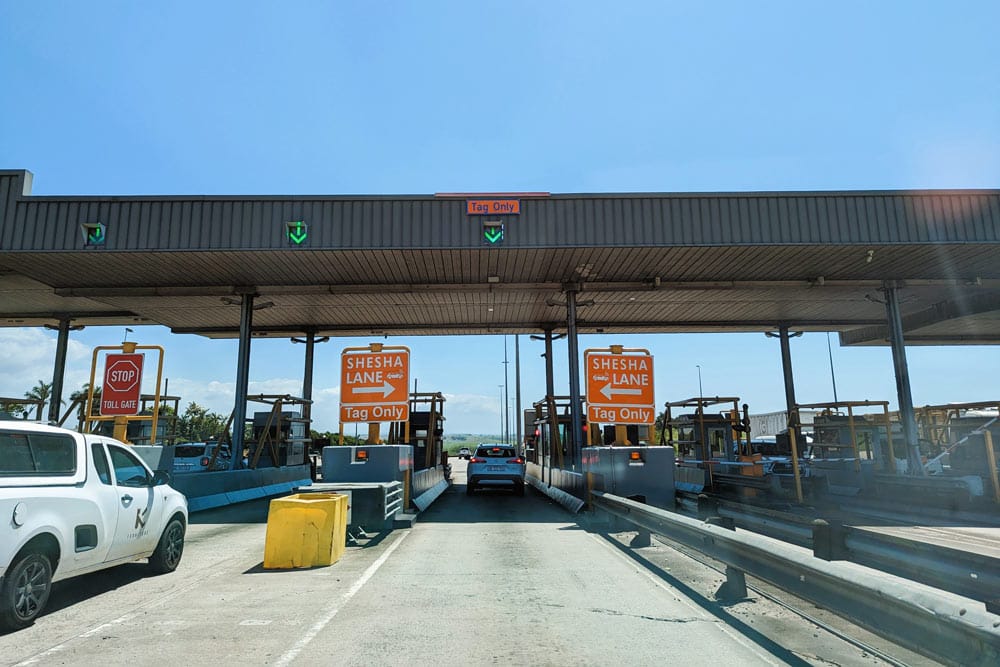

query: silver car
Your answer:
[466,444,525,496]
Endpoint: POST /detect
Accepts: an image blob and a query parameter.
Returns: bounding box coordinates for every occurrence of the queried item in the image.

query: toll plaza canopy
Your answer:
[2,168,1000,346]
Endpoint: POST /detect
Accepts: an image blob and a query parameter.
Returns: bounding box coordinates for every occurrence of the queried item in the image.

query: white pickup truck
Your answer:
[0,421,188,631]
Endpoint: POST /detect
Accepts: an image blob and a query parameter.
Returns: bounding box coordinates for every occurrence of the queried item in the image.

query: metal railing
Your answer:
[384,481,404,520]
[591,491,1000,667]
[690,496,1000,605]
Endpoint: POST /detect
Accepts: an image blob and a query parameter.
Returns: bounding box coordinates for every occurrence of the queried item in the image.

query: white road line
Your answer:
[13,569,227,667]
[274,531,410,667]
[588,531,782,667]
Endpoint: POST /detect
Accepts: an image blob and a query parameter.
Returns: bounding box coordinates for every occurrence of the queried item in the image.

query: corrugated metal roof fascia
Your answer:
[7,193,1000,251]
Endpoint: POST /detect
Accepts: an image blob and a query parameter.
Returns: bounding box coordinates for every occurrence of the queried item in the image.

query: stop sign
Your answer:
[101,353,144,416]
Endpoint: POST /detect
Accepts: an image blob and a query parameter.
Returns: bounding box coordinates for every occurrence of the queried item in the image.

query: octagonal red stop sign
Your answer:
[101,353,144,416]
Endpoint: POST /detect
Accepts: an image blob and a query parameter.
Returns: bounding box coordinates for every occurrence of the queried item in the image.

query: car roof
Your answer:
[0,420,80,436]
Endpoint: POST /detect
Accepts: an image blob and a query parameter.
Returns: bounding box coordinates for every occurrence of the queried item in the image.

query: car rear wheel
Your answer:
[0,551,53,631]
[149,518,185,574]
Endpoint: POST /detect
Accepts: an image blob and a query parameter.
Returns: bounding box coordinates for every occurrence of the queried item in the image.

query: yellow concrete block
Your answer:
[263,493,348,569]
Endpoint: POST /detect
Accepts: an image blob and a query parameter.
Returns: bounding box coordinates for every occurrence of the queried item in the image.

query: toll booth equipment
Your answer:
[583,446,676,509]
[322,444,414,505]
[661,397,751,463]
[263,493,348,569]
[387,391,446,471]
[250,409,309,467]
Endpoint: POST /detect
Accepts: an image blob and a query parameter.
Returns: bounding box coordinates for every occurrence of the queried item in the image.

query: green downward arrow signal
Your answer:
[287,221,308,245]
[88,227,104,243]
[484,227,503,244]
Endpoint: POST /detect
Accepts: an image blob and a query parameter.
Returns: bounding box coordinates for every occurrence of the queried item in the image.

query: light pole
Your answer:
[498,385,504,442]
[503,336,510,446]
[696,365,703,402]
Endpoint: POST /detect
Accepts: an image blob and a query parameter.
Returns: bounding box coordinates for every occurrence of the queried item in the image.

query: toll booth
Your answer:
[528,395,586,470]
[93,393,181,445]
[662,397,751,463]
[601,424,642,446]
[387,392,445,471]
[239,395,311,468]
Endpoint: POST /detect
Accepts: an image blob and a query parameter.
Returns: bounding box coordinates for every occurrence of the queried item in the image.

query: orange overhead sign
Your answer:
[466,199,520,215]
[585,350,655,424]
[340,346,410,423]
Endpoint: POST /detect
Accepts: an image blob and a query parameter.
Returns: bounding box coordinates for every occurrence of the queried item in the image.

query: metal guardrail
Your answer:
[592,491,1000,667]
[697,497,1000,606]
[384,481,403,520]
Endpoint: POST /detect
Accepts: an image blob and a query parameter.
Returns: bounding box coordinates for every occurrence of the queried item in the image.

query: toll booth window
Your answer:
[0,430,77,476]
[91,443,112,485]
[108,445,151,487]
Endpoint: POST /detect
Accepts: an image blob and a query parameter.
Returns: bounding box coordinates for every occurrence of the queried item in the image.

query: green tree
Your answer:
[24,380,56,415]
[69,383,102,420]
[177,402,227,442]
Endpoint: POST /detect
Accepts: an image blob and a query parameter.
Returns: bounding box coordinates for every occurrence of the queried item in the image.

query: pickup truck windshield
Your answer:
[0,429,77,476]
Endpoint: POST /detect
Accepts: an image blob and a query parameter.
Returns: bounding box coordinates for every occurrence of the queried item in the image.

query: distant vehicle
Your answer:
[0,421,188,630]
[457,447,472,460]
[466,444,525,496]
[172,442,231,473]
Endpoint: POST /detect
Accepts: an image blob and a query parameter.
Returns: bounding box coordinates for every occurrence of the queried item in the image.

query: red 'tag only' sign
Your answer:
[101,353,144,416]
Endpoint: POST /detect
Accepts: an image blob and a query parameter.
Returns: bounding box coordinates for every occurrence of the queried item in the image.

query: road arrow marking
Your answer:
[351,381,395,398]
[600,383,644,401]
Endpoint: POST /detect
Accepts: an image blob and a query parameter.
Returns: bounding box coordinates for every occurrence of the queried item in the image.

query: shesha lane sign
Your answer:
[339,346,410,423]
[585,349,655,425]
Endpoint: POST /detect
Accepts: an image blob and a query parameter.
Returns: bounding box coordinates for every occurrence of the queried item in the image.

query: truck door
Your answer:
[106,444,162,561]
[70,441,121,571]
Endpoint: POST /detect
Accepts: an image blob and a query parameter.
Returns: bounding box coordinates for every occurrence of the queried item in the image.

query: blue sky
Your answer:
[1,2,999,436]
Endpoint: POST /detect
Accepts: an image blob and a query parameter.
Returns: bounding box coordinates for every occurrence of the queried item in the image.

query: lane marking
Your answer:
[588,531,781,667]
[274,531,410,667]
[13,569,228,667]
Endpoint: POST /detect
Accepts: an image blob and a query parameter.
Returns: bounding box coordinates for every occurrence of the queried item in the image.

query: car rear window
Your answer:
[476,446,516,458]
[0,430,77,476]
[175,445,208,458]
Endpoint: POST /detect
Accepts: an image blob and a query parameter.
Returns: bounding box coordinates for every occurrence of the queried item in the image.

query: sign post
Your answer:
[85,341,165,444]
[585,346,656,445]
[339,344,411,444]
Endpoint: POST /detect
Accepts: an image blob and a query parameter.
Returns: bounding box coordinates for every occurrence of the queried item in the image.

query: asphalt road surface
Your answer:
[1,460,916,666]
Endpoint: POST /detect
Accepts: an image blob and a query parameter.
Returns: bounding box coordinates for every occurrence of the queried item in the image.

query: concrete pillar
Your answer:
[515,334,522,450]
[778,325,797,418]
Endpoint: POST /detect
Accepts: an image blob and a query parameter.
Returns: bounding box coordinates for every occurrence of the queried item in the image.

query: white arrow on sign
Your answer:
[600,383,643,401]
[352,381,396,398]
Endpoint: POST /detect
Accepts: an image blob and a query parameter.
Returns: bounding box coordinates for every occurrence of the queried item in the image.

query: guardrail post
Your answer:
[706,514,748,599]
[812,519,848,561]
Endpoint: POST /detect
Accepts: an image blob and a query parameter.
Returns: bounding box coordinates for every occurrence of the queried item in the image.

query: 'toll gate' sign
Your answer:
[101,353,144,416]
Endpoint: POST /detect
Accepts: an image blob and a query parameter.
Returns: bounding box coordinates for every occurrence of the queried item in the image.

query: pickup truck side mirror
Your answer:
[152,470,172,486]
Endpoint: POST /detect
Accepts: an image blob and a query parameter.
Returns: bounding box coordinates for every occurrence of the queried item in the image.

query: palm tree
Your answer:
[69,383,102,420]
[23,380,55,418]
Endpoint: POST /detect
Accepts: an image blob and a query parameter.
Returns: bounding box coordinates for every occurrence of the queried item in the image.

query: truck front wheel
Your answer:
[0,552,53,631]
[148,518,185,574]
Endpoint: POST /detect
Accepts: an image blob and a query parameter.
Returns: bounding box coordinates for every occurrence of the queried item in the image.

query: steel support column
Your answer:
[565,285,583,470]
[302,330,315,422]
[883,283,925,475]
[515,334,522,450]
[778,325,797,417]
[230,293,254,470]
[544,328,555,398]
[47,318,72,423]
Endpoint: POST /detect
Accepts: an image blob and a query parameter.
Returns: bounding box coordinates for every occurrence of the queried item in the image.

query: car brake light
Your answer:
[507,457,524,464]
[200,457,210,466]
[470,457,486,463]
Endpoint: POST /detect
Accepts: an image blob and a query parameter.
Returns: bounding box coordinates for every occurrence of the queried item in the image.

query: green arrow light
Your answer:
[81,223,106,246]
[483,226,504,244]
[287,221,308,245]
